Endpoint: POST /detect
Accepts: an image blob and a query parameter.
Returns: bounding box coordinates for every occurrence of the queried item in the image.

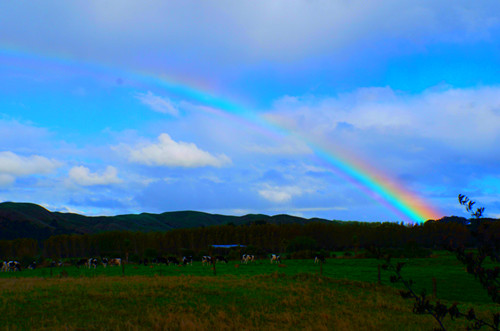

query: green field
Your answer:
[0,252,498,330]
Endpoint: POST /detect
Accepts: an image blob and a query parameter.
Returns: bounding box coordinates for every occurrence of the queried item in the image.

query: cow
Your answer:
[201,256,212,266]
[7,261,21,271]
[182,256,193,266]
[314,255,326,264]
[270,254,281,264]
[28,262,37,270]
[101,257,109,268]
[88,258,98,269]
[109,258,122,266]
[167,257,180,265]
[1,261,7,272]
[50,260,63,268]
[215,255,228,264]
[242,254,255,263]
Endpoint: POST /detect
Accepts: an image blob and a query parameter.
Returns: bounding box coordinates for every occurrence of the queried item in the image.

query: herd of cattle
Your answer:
[0,254,326,272]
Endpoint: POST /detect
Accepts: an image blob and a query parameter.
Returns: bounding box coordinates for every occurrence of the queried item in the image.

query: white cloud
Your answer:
[267,86,500,158]
[69,166,122,186]
[0,152,60,186]
[135,91,179,116]
[127,133,231,168]
[258,184,305,203]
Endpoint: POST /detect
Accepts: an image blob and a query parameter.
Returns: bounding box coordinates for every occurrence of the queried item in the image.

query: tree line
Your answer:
[0,219,498,263]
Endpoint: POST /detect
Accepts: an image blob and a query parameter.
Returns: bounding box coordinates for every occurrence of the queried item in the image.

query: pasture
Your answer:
[0,252,498,330]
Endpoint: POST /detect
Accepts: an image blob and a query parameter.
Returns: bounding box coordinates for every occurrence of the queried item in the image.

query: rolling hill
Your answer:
[0,202,331,241]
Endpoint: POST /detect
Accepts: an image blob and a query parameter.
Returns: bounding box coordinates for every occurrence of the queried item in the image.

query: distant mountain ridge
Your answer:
[0,202,331,241]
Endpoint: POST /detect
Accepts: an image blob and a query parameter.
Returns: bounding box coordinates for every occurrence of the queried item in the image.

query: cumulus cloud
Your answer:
[69,166,122,186]
[0,151,60,186]
[135,91,179,116]
[127,133,231,168]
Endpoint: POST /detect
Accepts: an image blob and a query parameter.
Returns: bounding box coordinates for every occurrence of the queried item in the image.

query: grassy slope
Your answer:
[0,253,493,303]
[0,202,330,240]
[0,253,498,330]
[0,274,489,331]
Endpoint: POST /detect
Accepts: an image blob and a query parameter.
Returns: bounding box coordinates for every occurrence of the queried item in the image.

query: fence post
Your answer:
[377,264,381,284]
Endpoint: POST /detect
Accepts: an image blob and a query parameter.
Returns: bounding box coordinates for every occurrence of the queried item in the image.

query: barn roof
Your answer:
[210,244,246,248]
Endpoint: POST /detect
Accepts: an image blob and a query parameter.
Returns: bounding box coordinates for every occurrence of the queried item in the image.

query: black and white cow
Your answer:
[88,258,98,269]
[182,256,193,266]
[101,257,109,267]
[242,254,255,264]
[270,254,281,264]
[7,261,21,271]
[28,261,37,270]
[201,256,212,266]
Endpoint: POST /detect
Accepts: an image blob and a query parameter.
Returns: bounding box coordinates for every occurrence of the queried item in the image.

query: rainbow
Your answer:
[0,47,442,223]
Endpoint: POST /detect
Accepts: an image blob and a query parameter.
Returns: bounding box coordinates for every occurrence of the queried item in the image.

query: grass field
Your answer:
[0,252,498,330]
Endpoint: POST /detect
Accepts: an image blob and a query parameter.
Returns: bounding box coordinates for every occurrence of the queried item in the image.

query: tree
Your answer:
[375,194,499,330]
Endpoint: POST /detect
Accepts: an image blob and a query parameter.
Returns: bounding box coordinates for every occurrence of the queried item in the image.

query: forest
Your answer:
[1,218,498,264]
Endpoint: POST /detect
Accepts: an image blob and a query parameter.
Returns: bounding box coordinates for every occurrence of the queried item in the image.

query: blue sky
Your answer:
[1,1,500,222]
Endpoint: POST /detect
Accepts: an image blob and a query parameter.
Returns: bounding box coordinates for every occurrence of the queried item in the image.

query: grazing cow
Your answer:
[101,257,109,268]
[1,261,8,272]
[109,258,122,266]
[7,261,21,271]
[215,255,228,264]
[76,258,89,268]
[50,260,63,268]
[182,256,193,266]
[201,256,212,266]
[270,254,281,264]
[28,262,37,270]
[167,257,179,265]
[314,255,326,264]
[242,254,255,263]
[88,258,98,269]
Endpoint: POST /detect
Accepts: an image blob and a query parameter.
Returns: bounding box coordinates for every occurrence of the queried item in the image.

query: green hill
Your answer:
[0,202,330,240]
